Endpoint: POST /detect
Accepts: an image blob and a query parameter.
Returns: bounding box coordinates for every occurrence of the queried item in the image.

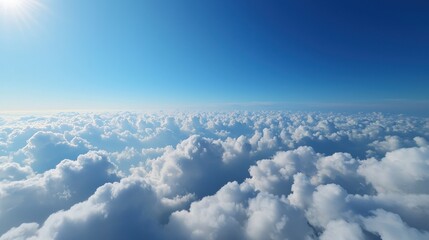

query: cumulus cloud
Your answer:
[0,162,33,181]
[24,177,165,240]
[166,182,252,240]
[358,146,429,194]
[247,146,369,196]
[362,209,429,240]
[0,151,119,234]
[319,219,364,240]
[247,146,318,196]
[245,192,313,240]
[166,182,314,240]
[0,111,428,239]
[0,223,39,240]
[144,135,229,198]
[21,131,90,172]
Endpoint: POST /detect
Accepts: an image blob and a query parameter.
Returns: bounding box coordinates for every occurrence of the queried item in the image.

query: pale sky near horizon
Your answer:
[1,0,428,114]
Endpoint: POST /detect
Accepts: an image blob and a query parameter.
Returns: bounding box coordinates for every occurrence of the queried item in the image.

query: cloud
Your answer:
[247,146,318,196]
[0,223,39,240]
[144,135,228,198]
[2,173,194,240]
[25,177,165,240]
[362,209,429,240]
[305,184,348,228]
[0,151,119,234]
[166,182,314,240]
[0,162,33,181]
[166,182,251,240]
[247,146,369,196]
[358,146,429,194]
[0,111,428,239]
[245,192,313,240]
[320,220,364,240]
[21,131,90,172]
[287,173,314,209]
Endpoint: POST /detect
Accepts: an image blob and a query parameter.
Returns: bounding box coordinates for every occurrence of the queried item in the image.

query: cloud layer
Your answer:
[0,111,428,239]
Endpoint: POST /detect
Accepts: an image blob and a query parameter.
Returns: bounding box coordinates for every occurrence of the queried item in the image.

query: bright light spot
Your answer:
[0,0,24,11]
[0,0,45,28]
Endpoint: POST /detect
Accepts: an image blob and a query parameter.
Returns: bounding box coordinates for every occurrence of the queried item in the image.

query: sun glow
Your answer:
[0,0,44,27]
[1,0,21,10]
[1,0,33,14]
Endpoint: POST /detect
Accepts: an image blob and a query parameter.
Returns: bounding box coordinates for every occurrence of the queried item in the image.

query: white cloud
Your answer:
[358,146,429,194]
[320,220,364,240]
[0,223,39,240]
[245,192,313,240]
[362,209,429,240]
[369,135,404,153]
[25,177,165,240]
[305,184,348,228]
[414,136,428,147]
[144,135,228,198]
[166,182,251,240]
[247,146,318,196]
[0,111,428,239]
[21,131,90,172]
[0,151,119,234]
[287,173,314,209]
[0,162,33,181]
[166,182,313,240]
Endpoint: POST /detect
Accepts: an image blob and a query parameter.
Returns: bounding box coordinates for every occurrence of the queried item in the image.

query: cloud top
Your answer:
[0,111,428,239]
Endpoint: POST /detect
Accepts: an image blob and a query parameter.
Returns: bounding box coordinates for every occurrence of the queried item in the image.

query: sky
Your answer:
[0,0,428,112]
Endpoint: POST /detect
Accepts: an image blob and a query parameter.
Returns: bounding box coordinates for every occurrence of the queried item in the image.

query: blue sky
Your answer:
[1,0,428,112]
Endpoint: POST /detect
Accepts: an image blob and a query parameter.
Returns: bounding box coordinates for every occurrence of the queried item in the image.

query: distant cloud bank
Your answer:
[0,111,428,239]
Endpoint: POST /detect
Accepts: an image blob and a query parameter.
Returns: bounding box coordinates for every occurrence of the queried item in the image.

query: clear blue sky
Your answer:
[1,0,428,112]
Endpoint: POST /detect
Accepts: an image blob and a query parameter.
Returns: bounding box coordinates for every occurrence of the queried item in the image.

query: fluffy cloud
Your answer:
[245,192,313,240]
[24,177,165,240]
[0,111,428,239]
[320,219,364,240]
[247,146,318,196]
[166,182,252,240]
[0,223,39,240]
[144,135,228,198]
[21,131,90,172]
[247,146,369,196]
[0,162,33,181]
[166,182,314,240]
[0,152,119,234]
[358,146,429,194]
[362,209,429,240]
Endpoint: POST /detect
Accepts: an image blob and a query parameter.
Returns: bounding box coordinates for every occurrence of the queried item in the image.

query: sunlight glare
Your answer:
[0,0,44,27]
[1,0,27,13]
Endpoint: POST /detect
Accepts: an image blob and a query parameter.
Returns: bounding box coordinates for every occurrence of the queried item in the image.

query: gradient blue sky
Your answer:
[1,0,428,112]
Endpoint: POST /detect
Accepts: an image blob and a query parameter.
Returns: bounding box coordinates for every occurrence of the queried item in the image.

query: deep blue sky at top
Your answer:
[0,0,428,111]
